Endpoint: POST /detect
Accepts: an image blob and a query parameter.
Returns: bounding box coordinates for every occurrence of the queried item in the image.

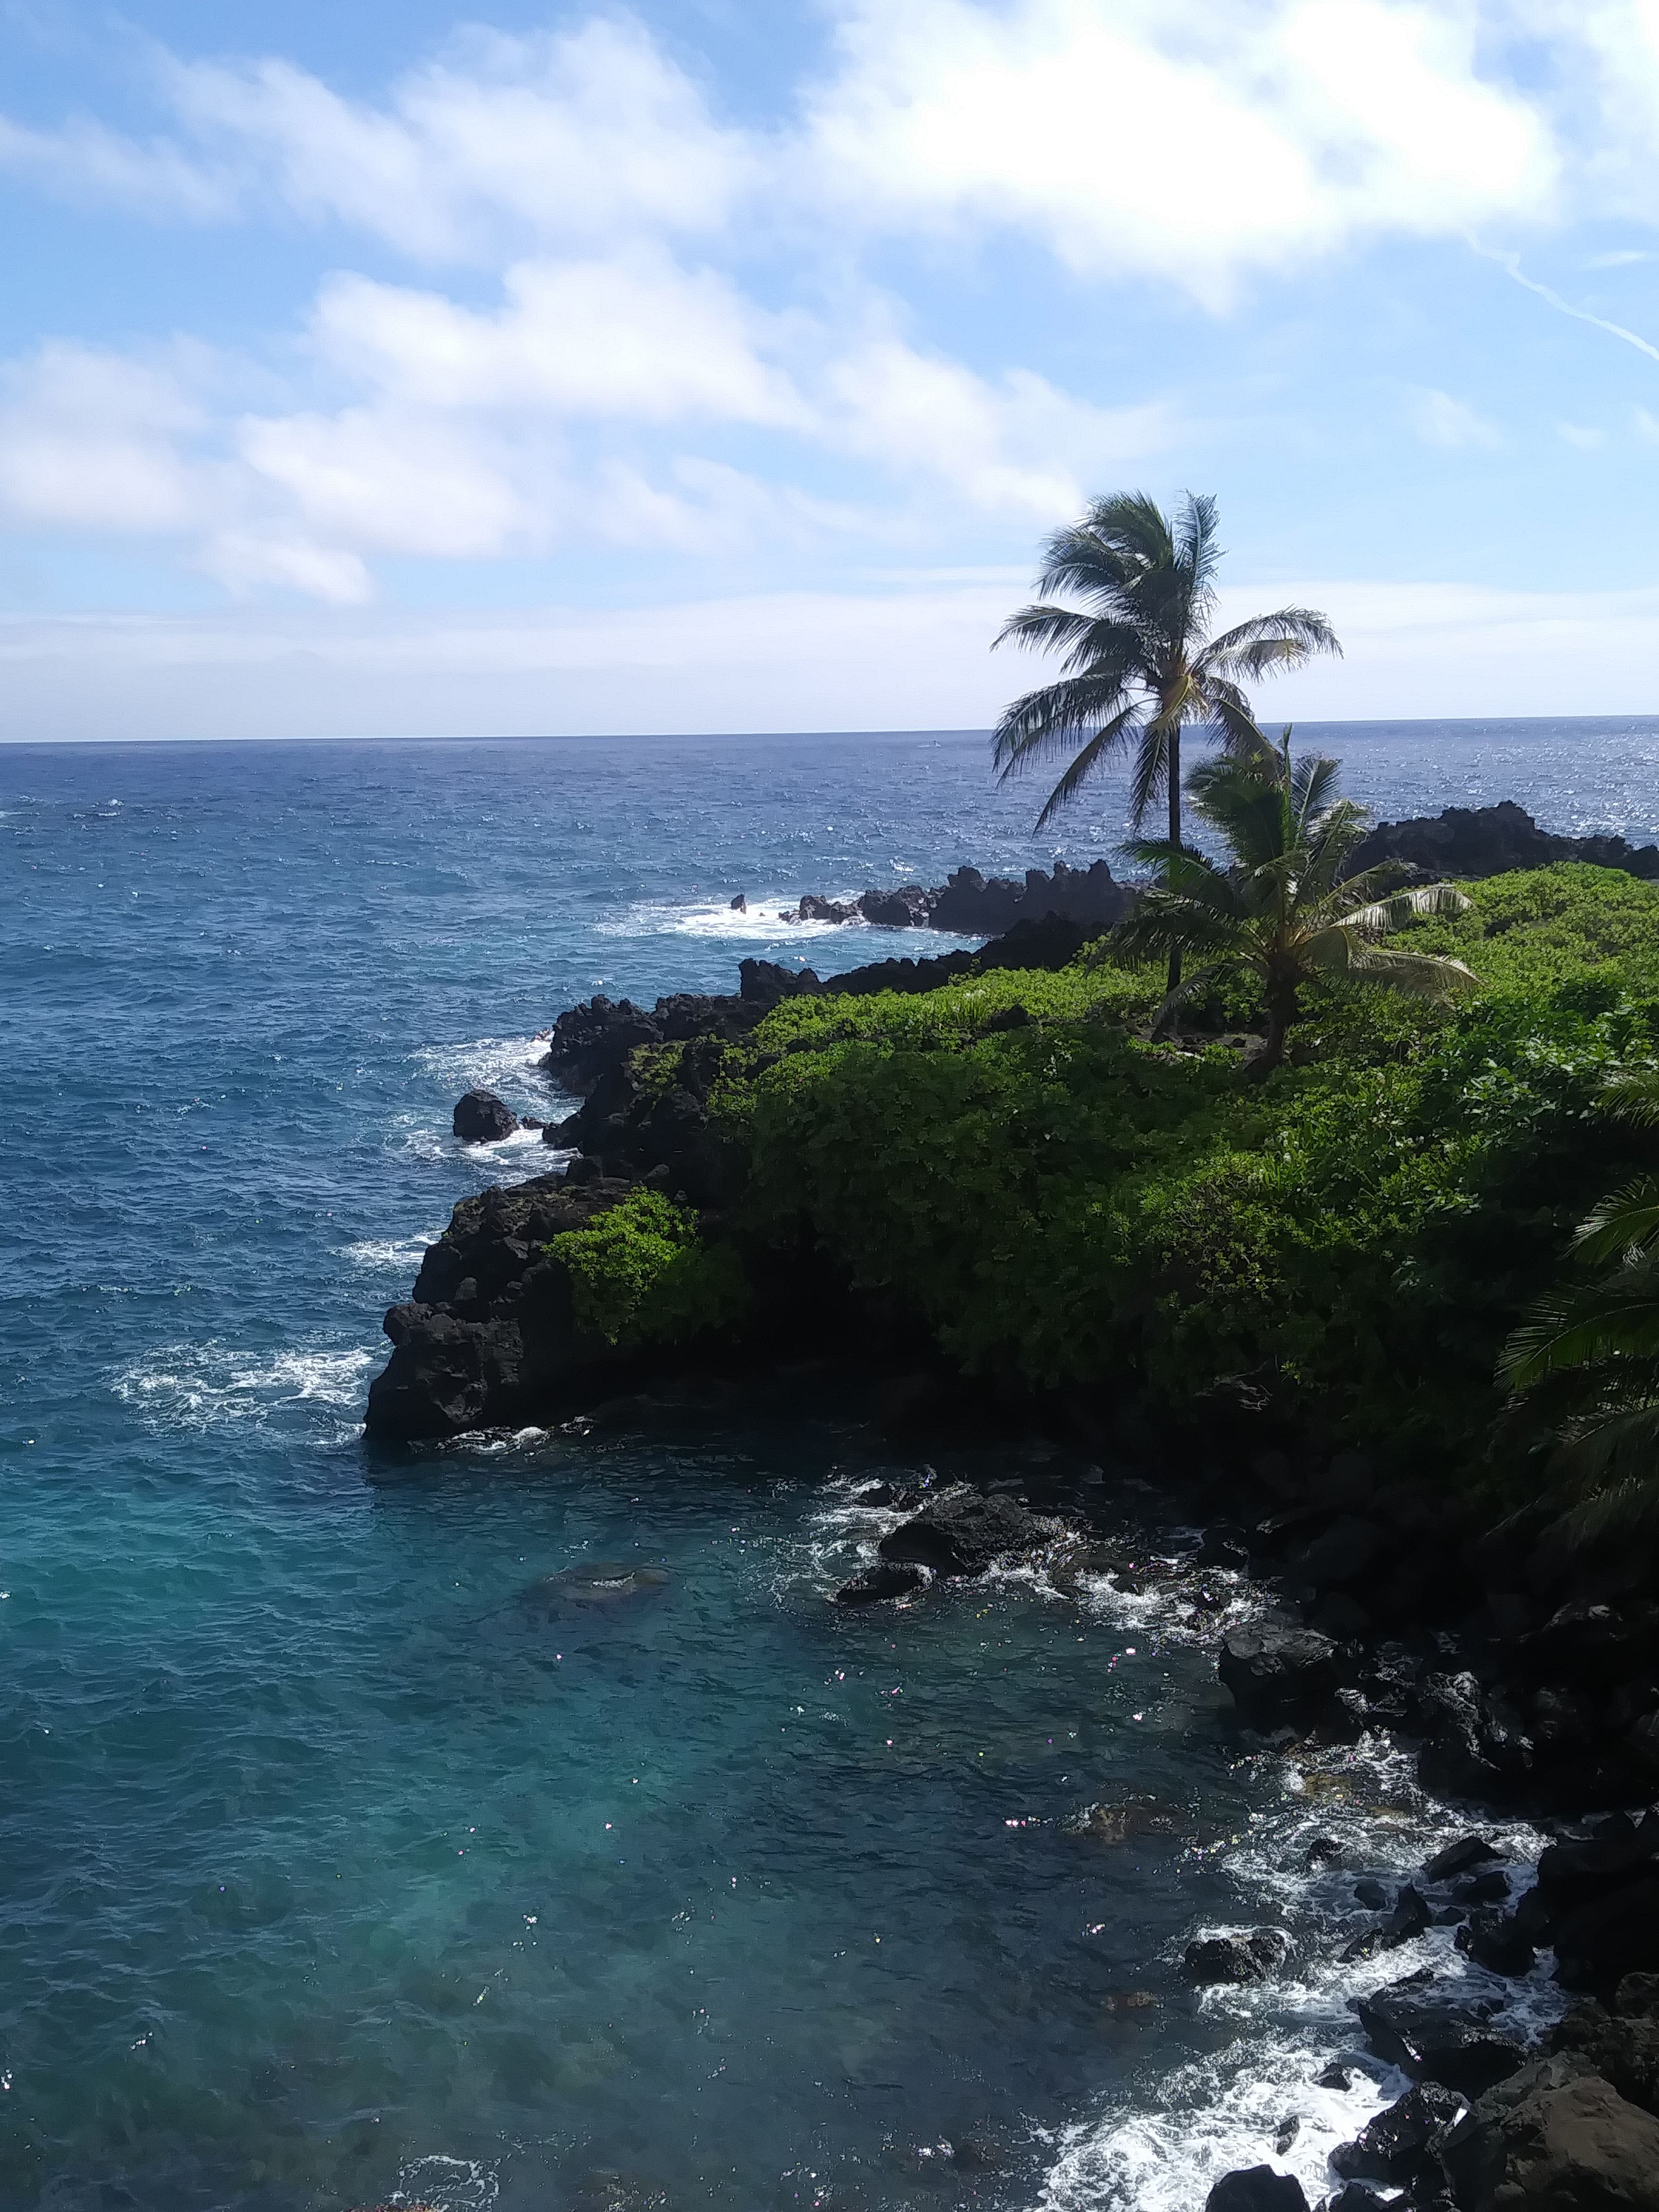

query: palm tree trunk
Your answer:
[1165,724,1182,999]
[1250,979,1298,1080]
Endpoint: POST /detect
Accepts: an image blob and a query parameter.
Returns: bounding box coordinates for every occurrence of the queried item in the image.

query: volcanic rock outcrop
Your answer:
[1345,799,1659,884]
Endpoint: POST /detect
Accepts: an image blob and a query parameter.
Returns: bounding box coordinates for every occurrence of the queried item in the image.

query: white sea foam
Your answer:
[393,2154,498,2211]
[601,892,978,947]
[112,1340,379,1430]
[1036,2029,1401,2212]
[337,1235,437,1273]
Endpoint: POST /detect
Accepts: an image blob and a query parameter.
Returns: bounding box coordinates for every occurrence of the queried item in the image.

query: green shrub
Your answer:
[548,1192,750,1346]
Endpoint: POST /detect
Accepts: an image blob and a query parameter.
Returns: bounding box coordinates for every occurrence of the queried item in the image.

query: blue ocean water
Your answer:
[2,721,1649,2212]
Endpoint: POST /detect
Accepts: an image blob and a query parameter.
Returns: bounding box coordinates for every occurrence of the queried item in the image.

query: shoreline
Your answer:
[363,803,1659,2209]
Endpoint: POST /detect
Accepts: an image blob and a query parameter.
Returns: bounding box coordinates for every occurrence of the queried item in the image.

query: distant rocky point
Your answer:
[1347,798,1659,883]
[772,858,1133,933]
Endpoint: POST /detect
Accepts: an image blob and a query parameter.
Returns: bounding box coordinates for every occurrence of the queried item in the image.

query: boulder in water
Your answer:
[1355,1970,1526,2097]
[1203,2167,1308,2212]
[453,1088,519,1143]
[877,1489,1053,1577]
[1217,1624,1338,1729]
[1183,1930,1287,1984]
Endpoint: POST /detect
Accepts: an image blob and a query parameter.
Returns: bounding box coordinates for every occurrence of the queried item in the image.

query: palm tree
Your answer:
[1108,737,1477,1076]
[992,492,1341,852]
[1498,1073,1659,1548]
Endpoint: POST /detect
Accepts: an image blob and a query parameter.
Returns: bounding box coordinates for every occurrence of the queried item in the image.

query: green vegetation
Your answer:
[547,1190,749,1347]
[1500,1070,1659,1545]
[642,859,1659,1490]
[1110,741,1478,1074]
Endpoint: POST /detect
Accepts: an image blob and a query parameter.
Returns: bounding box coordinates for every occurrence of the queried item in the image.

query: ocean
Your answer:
[4,719,1654,2212]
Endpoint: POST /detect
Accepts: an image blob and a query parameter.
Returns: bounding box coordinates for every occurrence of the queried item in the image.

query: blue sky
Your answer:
[6,0,1659,738]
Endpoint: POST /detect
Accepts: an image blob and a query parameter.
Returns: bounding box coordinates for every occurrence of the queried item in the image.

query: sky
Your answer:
[7,0,1659,738]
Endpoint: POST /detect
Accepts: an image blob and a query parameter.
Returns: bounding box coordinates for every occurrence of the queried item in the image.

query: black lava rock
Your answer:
[1218,1624,1338,1729]
[1354,1971,1526,2097]
[1455,1910,1536,1979]
[453,1088,520,1143]
[831,1563,925,1607]
[1331,2083,1466,2184]
[1203,2167,1308,2212]
[1183,1931,1287,1985]
[877,1490,1052,1578]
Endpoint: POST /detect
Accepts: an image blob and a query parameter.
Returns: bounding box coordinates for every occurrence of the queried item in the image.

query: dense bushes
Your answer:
[547,1191,749,1347]
[698,865,1659,1477]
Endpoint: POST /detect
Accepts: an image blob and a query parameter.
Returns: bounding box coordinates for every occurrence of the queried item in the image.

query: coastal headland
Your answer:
[367,798,1659,2210]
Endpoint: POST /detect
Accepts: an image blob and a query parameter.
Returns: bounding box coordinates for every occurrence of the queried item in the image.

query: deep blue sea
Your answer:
[4,720,1653,2212]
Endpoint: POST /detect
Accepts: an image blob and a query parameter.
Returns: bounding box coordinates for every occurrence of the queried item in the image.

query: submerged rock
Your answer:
[453,1087,520,1143]
[523,1562,671,1608]
[831,1562,925,1607]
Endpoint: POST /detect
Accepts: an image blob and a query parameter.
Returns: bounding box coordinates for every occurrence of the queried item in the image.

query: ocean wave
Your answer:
[111,1340,379,1431]
[336,1235,438,1273]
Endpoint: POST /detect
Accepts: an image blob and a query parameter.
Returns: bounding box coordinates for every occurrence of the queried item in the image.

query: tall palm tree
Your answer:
[1498,1073,1659,1549]
[992,489,1341,849]
[1108,738,1477,1075]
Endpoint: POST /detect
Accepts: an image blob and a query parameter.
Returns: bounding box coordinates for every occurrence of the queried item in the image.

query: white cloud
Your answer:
[305,254,809,425]
[0,342,213,531]
[1407,387,1505,448]
[820,340,1172,515]
[801,0,1556,303]
[1557,419,1606,447]
[118,18,749,259]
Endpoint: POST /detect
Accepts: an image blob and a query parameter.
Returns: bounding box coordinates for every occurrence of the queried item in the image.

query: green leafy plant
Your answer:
[1498,1069,1659,1546]
[1110,739,1479,1075]
[548,1191,749,1347]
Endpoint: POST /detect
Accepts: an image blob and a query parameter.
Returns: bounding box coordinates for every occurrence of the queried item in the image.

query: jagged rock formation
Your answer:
[1346,799,1659,883]
[774,858,1133,933]
[364,1174,645,1440]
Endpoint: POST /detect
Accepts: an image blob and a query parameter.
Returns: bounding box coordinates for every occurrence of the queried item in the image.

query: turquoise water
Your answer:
[2,725,1641,2211]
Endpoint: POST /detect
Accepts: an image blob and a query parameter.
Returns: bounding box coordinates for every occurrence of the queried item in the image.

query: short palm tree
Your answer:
[1108,738,1478,1075]
[992,491,1341,845]
[1498,1073,1659,1547]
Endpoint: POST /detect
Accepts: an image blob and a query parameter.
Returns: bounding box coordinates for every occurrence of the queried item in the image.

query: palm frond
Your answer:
[1342,883,1471,934]
[1126,720,1171,830]
[1032,709,1138,830]
[1343,944,1480,999]
[1500,1260,1659,1386]
[1576,1175,1659,1263]
[1602,1069,1659,1127]
[991,677,1137,776]
[1197,608,1343,680]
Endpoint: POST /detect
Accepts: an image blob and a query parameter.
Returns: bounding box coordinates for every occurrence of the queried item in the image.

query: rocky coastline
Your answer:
[756,804,1659,937]
[365,817,1659,2211]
